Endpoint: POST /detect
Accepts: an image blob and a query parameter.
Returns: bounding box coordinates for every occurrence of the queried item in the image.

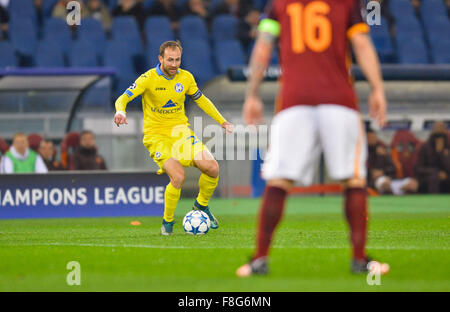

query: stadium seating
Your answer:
[27,133,44,152]
[212,14,238,43]
[182,39,217,86]
[43,18,73,57]
[179,16,209,42]
[144,16,175,43]
[370,17,395,63]
[42,0,59,18]
[35,40,66,67]
[69,40,100,67]
[9,0,38,27]
[388,0,416,21]
[111,16,144,56]
[75,18,107,57]
[104,40,138,99]
[390,130,422,179]
[396,37,429,64]
[9,17,38,64]
[0,42,18,68]
[214,40,246,74]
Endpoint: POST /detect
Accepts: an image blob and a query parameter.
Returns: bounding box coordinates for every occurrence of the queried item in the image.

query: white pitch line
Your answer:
[2,242,448,251]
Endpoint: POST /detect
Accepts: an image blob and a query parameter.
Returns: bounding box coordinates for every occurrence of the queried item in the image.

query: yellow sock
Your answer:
[164,182,181,222]
[196,173,219,207]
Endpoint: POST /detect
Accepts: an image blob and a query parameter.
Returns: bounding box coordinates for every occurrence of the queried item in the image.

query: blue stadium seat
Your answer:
[111,16,144,56]
[214,40,246,74]
[430,38,450,64]
[0,42,18,68]
[143,0,157,10]
[104,40,138,99]
[9,17,38,62]
[388,0,416,20]
[42,0,59,18]
[212,15,238,42]
[35,40,66,67]
[395,15,423,36]
[209,0,223,13]
[179,16,209,42]
[144,16,175,44]
[76,18,107,56]
[396,37,429,64]
[423,15,450,48]
[253,0,269,11]
[106,0,119,11]
[182,40,217,86]
[370,17,395,62]
[9,0,38,26]
[43,18,73,57]
[69,40,100,67]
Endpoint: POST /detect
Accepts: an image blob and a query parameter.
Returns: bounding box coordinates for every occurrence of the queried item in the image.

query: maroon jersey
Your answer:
[266,0,369,112]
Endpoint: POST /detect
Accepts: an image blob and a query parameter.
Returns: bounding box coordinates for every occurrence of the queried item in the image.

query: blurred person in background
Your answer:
[416,121,450,194]
[182,0,210,23]
[52,0,90,20]
[148,0,182,31]
[86,0,112,30]
[237,9,260,53]
[71,130,107,170]
[212,0,253,19]
[367,128,418,195]
[0,2,9,40]
[113,0,146,30]
[0,133,48,174]
[38,140,64,171]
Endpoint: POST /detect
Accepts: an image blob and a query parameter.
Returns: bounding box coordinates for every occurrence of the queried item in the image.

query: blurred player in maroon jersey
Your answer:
[237,0,389,276]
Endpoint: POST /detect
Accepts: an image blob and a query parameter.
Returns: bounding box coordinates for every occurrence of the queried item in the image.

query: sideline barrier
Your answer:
[0,171,168,219]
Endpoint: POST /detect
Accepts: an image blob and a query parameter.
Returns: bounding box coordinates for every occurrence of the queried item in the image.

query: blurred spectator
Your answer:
[34,0,44,28]
[367,128,418,195]
[148,0,182,31]
[212,0,253,19]
[0,133,48,174]
[182,0,210,22]
[416,121,450,194]
[0,3,8,40]
[112,0,146,30]
[237,9,260,52]
[86,0,112,30]
[71,130,107,170]
[38,140,64,171]
[52,0,90,21]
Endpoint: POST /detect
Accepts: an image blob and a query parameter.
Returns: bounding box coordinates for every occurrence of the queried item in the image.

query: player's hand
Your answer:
[222,122,234,134]
[369,88,387,128]
[243,95,264,125]
[114,111,128,127]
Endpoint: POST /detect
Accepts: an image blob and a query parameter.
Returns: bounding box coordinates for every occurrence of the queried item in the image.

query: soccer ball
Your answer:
[183,210,211,235]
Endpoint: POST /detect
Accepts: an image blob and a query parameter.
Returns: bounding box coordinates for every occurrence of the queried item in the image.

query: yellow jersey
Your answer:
[115,64,227,135]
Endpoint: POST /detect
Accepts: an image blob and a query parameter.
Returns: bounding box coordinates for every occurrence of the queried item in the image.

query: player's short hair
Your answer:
[80,130,94,139]
[159,40,183,57]
[12,132,26,140]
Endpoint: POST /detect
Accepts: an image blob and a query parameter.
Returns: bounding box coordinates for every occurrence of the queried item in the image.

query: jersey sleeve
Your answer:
[347,0,370,39]
[115,73,149,113]
[185,71,227,125]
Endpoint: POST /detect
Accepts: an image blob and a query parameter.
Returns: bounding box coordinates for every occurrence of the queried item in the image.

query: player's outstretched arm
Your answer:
[243,19,277,125]
[113,76,147,127]
[351,33,387,128]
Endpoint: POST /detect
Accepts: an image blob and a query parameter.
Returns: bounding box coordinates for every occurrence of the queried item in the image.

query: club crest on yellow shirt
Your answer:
[174,83,183,93]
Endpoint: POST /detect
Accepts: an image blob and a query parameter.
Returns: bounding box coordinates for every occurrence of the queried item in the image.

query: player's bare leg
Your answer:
[236,179,293,277]
[160,158,185,235]
[342,177,389,274]
[192,150,220,228]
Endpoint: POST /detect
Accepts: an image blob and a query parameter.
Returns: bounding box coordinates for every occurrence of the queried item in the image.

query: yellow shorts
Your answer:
[143,126,207,174]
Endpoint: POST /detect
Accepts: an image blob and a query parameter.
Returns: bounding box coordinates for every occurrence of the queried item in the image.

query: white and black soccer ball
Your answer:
[183,210,211,235]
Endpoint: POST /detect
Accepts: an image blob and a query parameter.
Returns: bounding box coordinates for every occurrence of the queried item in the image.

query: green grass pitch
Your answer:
[0,195,449,291]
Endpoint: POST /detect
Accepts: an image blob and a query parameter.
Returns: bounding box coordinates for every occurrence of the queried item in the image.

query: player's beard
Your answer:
[161,62,178,77]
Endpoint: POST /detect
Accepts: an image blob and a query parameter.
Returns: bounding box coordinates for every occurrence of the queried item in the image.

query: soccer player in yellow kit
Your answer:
[114,41,233,235]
